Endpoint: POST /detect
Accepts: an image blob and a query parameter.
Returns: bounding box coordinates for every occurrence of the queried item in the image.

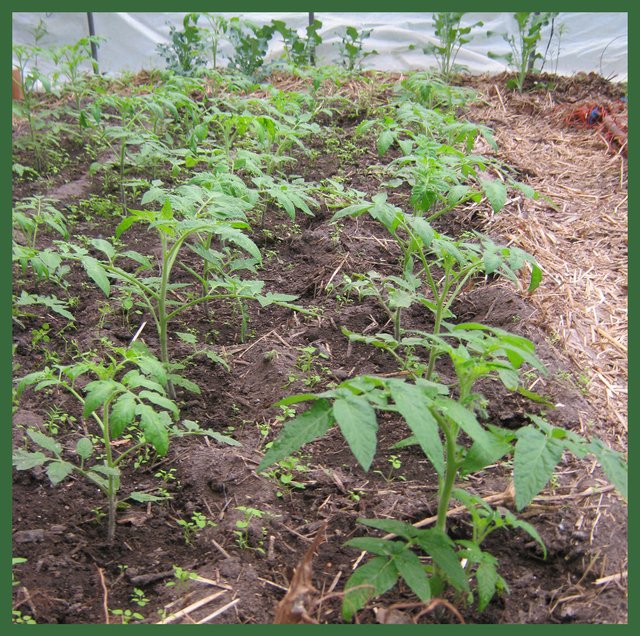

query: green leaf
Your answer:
[414,528,469,593]
[128,491,169,503]
[502,510,547,558]
[345,537,404,556]
[110,393,137,438]
[138,390,179,419]
[332,395,378,472]
[83,380,118,418]
[90,238,116,261]
[12,449,48,470]
[479,178,507,213]
[199,430,242,447]
[377,129,396,156]
[513,425,564,510]
[168,374,201,394]
[81,255,111,296]
[358,517,419,540]
[588,438,627,500]
[136,404,170,456]
[388,380,444,477]
[460,431,512,475]
[47,461,74,485]
[257,399,334,471]
[394,549,431,602]
[331,202,372,221]
[27,429,63,455]
[528,262,543,292]
[476,557,499,612]
[75,438,94,460]
[91,464,121,479]
[176,331,197,345]
[342,556,399,622]
[136,356,168,386]
[437,398,493,455]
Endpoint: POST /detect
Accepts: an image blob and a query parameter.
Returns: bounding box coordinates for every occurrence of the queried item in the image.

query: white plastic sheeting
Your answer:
[12,12,628,82]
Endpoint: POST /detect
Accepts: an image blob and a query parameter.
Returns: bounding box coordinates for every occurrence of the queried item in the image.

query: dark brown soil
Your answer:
[12,70,627,625]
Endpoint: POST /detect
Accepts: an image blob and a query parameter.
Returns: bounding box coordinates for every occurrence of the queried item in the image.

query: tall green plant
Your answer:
[423,13,484,80]
[13,342,239,543]
[227,18,275,77]
[488,12,558,92]
[258,366,626,617]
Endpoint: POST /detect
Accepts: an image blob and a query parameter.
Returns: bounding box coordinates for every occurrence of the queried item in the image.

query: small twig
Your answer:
[157,590,228,624]
[594,571,627,586]
[494,84,506,112]
[197,598,240,624]
[129,320,147,345]
[238,329,276,359]
[209,537,232,560]
[192,575,233,591]
[258,576,289,592]
[324,254,350,291]
[96,566,110,624]
[413,598,465,624]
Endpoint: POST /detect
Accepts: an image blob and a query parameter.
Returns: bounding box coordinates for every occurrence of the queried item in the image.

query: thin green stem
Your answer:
[435,413,459,534]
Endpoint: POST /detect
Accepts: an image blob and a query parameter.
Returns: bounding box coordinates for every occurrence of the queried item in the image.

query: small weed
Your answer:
[44,405,77,436]
[13,610,37,624]
[177,511,216,545]
[130,588,149,608]
[154,468,177,483]
[234,506,268,553]
[110,608,144,624]
[374,454,406,482]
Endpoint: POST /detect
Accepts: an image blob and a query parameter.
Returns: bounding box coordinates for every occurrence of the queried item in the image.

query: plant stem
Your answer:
[158,234,176,400]
[102,397,117,543]
[435,415,459,534]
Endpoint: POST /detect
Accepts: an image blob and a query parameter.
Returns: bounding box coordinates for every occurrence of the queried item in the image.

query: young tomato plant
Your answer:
[258,366,626,618]
[333,197,542,378]
[57,197,300,398]
[13,342,239,543]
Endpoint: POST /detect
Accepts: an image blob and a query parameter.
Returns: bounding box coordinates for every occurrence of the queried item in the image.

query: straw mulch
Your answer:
[469,86,628,450]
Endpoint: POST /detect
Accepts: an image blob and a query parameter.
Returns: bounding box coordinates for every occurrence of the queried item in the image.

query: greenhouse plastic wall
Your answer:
[12,12,628,82]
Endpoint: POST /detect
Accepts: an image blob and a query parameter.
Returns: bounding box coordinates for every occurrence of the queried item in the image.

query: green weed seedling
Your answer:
[262,454,309,497]
[177,511,216,545]
[130,588,150,608]
[295,345,331,388]
[12,611,37,625]
[110,608,144,624]
[234,506,269,553]
[13,342,238,543]
[488,13,558,92]
[165,565,199,592]
[374,454,406,483]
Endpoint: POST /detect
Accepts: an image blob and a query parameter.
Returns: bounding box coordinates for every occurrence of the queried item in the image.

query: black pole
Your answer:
[87,12,99,74]
[308,12,316,66]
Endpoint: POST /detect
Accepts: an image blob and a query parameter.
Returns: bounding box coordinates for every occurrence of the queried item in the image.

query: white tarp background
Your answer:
[12,12,628,82]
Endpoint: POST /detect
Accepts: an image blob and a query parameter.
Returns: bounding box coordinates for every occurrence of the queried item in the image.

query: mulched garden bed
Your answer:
[12,69,627,624]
